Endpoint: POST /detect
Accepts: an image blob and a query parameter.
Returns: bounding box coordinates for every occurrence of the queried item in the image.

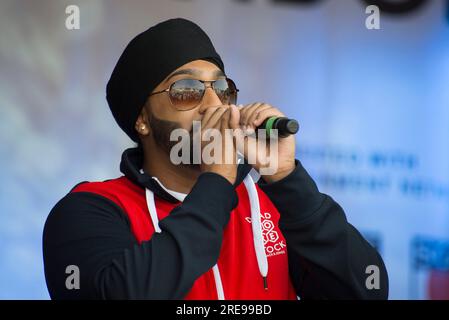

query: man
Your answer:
[43,18,388,299]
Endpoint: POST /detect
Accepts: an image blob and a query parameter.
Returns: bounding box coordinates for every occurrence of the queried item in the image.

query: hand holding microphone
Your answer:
[237,103,299,138]
[236,102,297,182]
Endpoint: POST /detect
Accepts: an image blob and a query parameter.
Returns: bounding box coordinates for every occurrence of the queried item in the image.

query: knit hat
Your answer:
[106,18,225,142]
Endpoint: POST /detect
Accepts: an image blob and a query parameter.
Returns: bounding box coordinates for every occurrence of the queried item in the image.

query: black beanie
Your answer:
[106,18,225,142]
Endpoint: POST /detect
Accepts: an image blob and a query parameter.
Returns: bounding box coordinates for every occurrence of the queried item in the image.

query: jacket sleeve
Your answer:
[43,173,237,300]
[258,160,389,300]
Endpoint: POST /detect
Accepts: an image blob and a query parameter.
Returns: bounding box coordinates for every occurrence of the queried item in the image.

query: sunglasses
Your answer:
[149,78,239,111]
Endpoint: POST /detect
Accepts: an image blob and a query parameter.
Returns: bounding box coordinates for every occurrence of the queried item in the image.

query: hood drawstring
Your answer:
[243,174,269,290]
[144,174,268,300]
[145,188,162,234]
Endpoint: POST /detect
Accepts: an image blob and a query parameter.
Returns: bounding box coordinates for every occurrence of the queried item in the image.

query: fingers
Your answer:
[220,107,237,165]
[202,106,229,130]
[220,107,232,133]
[238,103,285,128]
[239,103,262,126]
[247,105,272,128]
[201,103,285,135]
[252,107,284,127]
[202,104,241,131]
[199,106,238,183]
[228,104,241,130]
[200,106,218,125]
[201,105,224,127]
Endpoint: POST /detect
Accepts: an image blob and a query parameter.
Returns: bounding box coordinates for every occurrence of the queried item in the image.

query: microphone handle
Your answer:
[257,117,299,138]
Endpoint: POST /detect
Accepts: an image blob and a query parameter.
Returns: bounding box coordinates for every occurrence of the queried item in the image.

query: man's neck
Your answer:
[142,144,201,195]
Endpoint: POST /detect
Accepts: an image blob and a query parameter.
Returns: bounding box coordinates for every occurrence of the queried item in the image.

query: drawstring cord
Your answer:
[144,174,268,299]
[243,174,269,290]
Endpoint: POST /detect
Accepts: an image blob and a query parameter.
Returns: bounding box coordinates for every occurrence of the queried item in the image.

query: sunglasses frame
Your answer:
[149,77,239,111]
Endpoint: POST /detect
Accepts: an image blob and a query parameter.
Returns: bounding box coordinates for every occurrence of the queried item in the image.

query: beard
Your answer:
[147,110,199,168]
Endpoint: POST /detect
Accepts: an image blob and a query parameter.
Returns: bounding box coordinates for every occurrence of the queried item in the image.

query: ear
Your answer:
[135,106,151,137]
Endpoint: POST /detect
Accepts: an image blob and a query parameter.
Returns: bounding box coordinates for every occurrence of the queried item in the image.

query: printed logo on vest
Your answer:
[245,212,286,257]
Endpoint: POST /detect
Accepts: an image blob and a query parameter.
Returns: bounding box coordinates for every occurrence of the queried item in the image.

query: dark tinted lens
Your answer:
[213,78,238,105]
[169,79,205,110]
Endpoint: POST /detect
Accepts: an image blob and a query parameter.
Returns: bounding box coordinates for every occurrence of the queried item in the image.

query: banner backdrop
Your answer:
[0,0,448,299]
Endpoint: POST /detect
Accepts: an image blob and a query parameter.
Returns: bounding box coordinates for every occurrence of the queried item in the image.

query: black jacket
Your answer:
[42,147,388,299]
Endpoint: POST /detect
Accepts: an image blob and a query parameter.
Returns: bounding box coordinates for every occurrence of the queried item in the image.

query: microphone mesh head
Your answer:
[286,120,299,134]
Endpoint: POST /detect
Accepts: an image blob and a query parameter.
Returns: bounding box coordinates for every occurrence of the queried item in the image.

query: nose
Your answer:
[198,85,223,114]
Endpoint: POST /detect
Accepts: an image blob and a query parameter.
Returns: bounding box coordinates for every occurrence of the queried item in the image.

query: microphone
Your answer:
[256,116,299,138]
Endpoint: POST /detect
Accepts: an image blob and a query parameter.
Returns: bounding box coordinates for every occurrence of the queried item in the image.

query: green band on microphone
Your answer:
[265,116,278,137]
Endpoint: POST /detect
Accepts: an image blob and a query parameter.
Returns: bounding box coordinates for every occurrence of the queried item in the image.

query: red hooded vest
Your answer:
[72,176,297,300]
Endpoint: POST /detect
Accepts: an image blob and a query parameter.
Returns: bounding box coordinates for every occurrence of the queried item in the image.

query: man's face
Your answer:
[137,59,227,157]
